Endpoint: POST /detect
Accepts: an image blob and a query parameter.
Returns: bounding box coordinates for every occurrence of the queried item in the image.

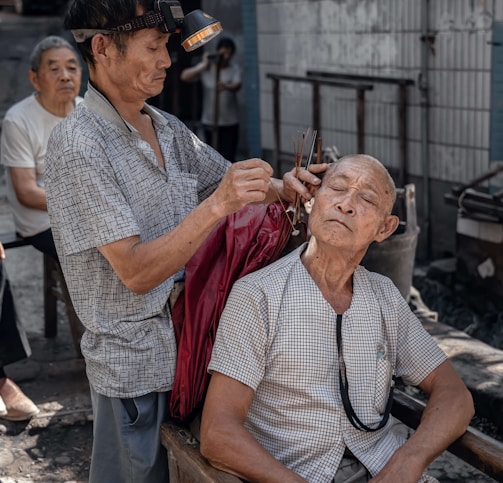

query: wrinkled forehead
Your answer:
[41,46,79,61]
[324,156,395,201]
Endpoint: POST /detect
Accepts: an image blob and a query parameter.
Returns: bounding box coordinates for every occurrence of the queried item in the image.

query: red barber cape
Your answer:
[169,203,294,422]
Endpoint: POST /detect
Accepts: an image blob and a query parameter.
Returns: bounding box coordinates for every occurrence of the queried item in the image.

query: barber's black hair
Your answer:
[216,36,235,53]
[64,0,154,66]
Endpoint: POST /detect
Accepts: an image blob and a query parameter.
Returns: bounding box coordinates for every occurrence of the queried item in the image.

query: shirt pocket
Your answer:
[374,354,393,414]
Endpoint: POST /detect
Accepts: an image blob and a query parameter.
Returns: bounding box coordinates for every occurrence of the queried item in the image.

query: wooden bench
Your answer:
[160,389,503,482]
[1,232,83,356]
[161,422,241,483]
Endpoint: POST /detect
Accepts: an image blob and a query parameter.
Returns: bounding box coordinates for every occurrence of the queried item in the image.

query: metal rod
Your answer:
[357,89,365,153]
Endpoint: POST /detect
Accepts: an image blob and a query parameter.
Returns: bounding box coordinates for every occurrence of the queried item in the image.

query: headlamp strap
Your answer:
[110,11,165,32]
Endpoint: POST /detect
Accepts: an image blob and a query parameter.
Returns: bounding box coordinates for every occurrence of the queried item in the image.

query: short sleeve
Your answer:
[45,126,139,255]
[0,117,36,169]
[208,279,269,391]
[394,296,447,386]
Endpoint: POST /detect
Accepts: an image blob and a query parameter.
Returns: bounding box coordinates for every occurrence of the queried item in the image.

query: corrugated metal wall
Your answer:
[256,0,495,186]
[428,0,492,184]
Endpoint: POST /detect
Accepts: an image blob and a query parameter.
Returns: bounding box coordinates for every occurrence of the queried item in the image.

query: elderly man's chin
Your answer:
[57,90,79,101]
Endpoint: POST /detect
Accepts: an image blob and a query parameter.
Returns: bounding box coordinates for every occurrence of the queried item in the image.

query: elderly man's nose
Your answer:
[59,68,72,80]
[336,195,355,214]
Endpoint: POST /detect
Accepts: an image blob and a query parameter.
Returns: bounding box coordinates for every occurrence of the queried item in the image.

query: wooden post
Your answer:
[212,60,222,151]
[43,254,58,338]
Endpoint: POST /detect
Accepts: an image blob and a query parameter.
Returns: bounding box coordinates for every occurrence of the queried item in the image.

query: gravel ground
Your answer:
[414,261,503,352]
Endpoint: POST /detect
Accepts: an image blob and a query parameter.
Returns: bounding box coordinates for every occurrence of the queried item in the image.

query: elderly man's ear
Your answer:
[375,215,400,243]
[304,197,315,214]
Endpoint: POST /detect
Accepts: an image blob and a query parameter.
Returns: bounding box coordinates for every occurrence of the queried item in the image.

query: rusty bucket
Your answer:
[361,184,420,302]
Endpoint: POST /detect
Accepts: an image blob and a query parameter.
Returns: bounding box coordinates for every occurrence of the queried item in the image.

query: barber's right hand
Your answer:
[210,159,273,217]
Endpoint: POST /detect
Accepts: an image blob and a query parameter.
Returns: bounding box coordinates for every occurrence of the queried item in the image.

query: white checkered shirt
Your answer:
[46,83,229,398]
[209,245,446,482]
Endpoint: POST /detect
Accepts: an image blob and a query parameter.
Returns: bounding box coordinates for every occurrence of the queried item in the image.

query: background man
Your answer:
[1,35,82,261]
[201,155,474,483]
[181,36,241,161]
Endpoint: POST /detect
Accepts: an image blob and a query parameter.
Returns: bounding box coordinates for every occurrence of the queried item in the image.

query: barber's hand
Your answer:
[211,159,273,216]
[281,163,329,203]
[0,242,4,260]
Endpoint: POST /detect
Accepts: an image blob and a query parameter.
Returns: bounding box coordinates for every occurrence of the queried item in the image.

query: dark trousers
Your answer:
[0,261,30,367]
[203,124,239,162]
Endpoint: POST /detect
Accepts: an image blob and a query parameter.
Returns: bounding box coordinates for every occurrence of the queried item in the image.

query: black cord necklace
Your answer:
[336,313,395,432]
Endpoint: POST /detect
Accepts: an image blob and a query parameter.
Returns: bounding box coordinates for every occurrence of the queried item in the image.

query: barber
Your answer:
[44,1,324,482]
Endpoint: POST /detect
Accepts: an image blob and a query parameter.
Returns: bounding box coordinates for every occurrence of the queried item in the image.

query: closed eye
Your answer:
[361,194,377,205]
[329,184,346,192]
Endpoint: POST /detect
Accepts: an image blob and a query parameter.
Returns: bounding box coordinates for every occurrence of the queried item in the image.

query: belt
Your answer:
[343,447,356,459]
[169,281,185,311]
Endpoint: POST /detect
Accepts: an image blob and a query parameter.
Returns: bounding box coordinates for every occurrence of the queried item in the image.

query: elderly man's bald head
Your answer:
[323,154,396,215]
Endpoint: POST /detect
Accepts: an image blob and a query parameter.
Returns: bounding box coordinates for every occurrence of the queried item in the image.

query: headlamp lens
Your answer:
[182,22,222,52]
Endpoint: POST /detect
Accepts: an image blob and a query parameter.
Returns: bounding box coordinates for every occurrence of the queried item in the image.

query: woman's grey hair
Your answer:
[30,35,77,72]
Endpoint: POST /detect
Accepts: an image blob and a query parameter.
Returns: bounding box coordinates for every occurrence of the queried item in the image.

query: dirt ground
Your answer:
[0,420,92,483]
[0,351,93,483]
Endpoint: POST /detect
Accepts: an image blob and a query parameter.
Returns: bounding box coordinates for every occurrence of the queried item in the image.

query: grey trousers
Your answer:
[333,453,370,483]
[89,386,169,483]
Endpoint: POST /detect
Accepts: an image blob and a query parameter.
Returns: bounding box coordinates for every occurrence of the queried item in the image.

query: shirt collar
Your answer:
[82,81,168,134]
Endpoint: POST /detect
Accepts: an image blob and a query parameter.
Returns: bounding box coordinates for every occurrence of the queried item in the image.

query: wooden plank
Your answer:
[0,232,30,249]
[160,423,242,483]
[392,389,503,481]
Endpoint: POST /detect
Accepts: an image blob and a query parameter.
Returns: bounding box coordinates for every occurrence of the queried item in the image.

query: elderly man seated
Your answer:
[200,154,474,483]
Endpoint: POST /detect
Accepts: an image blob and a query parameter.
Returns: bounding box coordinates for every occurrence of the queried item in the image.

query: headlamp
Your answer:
[71,0,222,52]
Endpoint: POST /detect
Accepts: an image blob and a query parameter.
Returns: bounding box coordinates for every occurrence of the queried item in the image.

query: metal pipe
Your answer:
[398,82,408,187]
[272,77,281,173]
[420,0,431,258]
[313,81,320,133]
[357,88,365,153]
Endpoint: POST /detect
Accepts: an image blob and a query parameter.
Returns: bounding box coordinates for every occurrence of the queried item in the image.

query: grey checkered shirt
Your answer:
[46,83,229,398]
[209,245,446,482]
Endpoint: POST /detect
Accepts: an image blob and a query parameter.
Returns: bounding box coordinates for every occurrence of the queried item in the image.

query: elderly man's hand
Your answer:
[368,445,426,483]
[281,163,329,203]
